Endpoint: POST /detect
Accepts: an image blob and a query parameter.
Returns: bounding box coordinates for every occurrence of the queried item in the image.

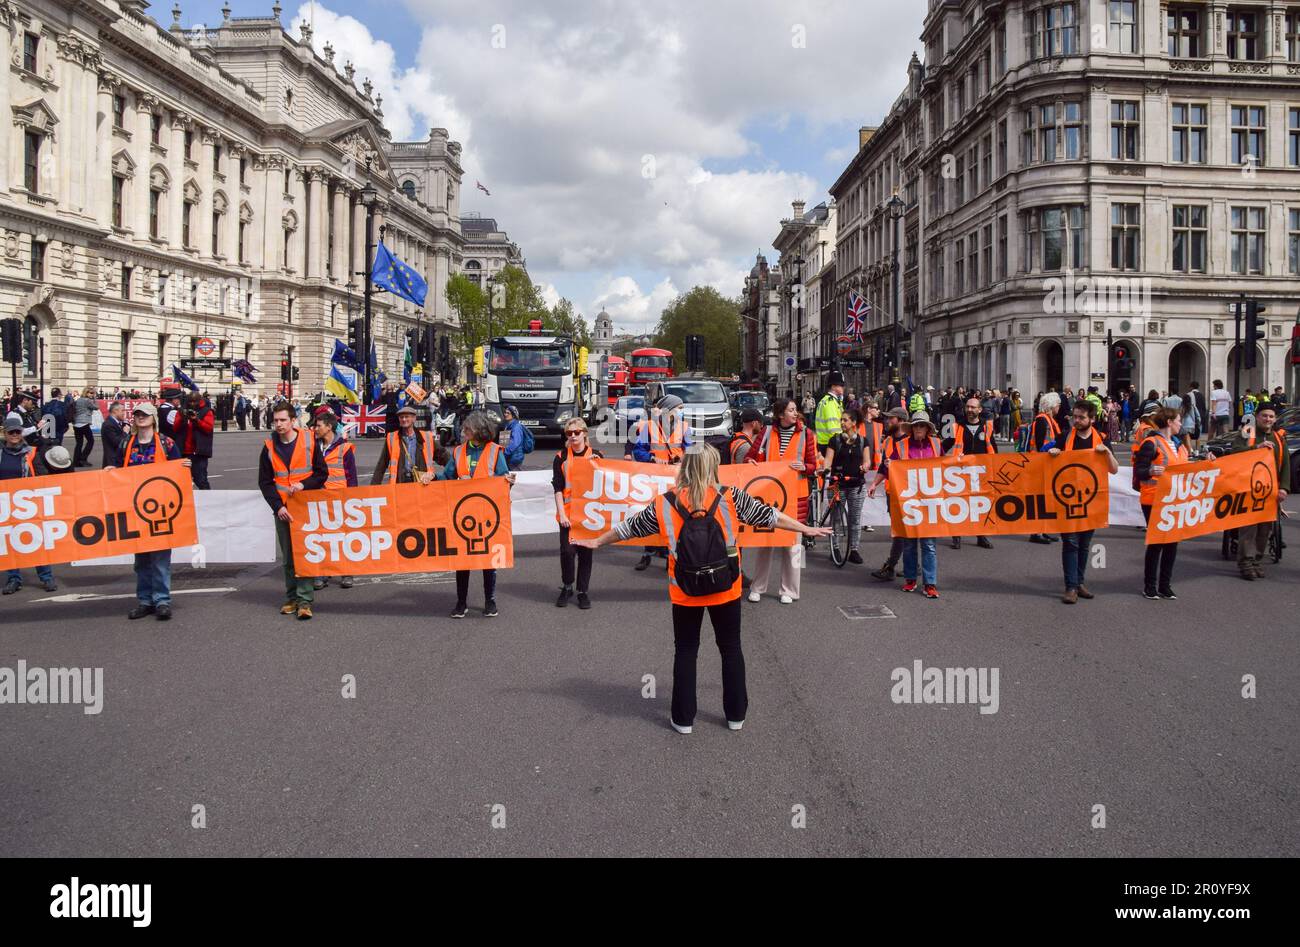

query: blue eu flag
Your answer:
[371,241,428,307]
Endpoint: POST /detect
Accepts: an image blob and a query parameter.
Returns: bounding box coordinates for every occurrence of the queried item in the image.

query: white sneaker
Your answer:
[779,594,793,604]
[727,720,744,731]
[747,591,761,603]
[671,721,693,734]
[864,525,875,532]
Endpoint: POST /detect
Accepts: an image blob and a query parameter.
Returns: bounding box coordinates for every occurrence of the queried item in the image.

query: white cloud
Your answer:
[591,276,680,336]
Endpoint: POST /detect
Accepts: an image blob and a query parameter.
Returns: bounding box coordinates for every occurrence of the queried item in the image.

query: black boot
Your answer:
[555,586,573,607]
[634,554,652,571]
[870,560,897,581]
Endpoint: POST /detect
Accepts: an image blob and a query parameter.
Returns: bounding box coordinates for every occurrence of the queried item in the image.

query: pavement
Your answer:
[1,429,1296,857]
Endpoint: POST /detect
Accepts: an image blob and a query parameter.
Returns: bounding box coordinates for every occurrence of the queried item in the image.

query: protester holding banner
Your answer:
[748,397,817,602]
[259,403,329,620]
[311,409,357,592]
[1223,406,1291,580]
[1047,399,1119,604]
[823,408,868,563]
[573,444,830,734]
[101,401,127,468]
[1,415,56,594]
[553,417,603,609]
[879,411,944,598]
[944,395,998,551]
[729,408,764,464]
[371,405,445,486]
[868,407,912,580]
[629,395,690,572]
[1134,408,1189,600]
[1027,393,1063,546]
[111,403,189,621]
[438,410,517,619]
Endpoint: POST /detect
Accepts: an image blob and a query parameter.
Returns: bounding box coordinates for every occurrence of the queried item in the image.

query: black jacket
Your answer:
[100,416,127,467]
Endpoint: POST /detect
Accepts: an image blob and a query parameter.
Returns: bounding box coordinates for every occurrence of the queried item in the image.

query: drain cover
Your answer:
[838,604,896,620]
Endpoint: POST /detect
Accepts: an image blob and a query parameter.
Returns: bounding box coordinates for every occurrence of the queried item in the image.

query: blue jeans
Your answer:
[134,550,173,606]
[7,566,53,586]
[1061,530,1094,590]
[902,539,937,585]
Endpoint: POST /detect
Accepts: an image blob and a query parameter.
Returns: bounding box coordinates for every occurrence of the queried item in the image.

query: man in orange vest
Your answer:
[258,401,328,620]
[1133,407,1189,599]
[1,414,56,595]
[111,403,190,620]
[1028,392,1063,545]
[1224,404,1291,579]
[1046,399,1119,603]
[729,408,764,464]
[943,395,997,550]
[371,405,441,485]
[311,408,357,591]
[866,407,912,579]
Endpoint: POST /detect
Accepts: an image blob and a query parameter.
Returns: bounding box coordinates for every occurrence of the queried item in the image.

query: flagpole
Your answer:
[359,172,380,402]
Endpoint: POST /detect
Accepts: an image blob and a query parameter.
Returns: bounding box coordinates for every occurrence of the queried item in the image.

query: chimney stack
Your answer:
[792,200,806,220]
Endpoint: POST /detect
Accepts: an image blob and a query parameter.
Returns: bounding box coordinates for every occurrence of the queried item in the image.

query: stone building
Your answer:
[590,307,613,359]
[459,212,526,289]
[0,0,473,398]
[771,198,837,400]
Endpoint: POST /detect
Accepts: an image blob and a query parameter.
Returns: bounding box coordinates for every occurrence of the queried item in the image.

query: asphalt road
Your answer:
[1,429,1296,856]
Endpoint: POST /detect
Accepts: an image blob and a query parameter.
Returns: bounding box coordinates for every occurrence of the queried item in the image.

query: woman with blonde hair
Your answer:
[575,444,828,734]
[71,386,98,467]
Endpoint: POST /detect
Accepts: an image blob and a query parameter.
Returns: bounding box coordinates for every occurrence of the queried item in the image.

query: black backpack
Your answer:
[666,488,740,597]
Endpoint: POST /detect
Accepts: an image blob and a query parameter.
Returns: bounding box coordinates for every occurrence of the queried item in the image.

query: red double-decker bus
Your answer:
[628,348,674,387]
[605,355,628,406]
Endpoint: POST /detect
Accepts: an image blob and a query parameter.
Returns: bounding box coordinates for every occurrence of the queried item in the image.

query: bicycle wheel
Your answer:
[1270,519,1283,563]
[828,498,848,567]
[804,484,821,547]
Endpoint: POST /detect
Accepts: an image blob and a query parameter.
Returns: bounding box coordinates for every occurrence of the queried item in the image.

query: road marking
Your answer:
[224,467,258,471]
[35,587,239,604]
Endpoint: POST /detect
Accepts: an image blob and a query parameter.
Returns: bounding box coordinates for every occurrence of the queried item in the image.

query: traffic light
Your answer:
[423,325,435,368]
[348,319,363,354]
[1244,300,1266,369]
[1111,343,1135,372]
[1291,320,1300,366]
[280,358,290,381]
[473,345,484,377]
[292,366,300,382]
[684,334,705,373]
[0,318,21,364]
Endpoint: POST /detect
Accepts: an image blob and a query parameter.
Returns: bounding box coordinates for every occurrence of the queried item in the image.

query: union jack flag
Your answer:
[846,291,870,341]
[341,402,388,437]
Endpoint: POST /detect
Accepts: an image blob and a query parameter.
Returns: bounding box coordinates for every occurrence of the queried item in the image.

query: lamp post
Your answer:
[358,178,380,399]
[887,193,905,386]
[485,274,497,343]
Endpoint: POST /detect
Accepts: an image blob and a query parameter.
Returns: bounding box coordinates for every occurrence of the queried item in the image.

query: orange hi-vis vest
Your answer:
[1138,433,1189,505]
[898,435,943,459]
[1246,428,1287,453]
[759,424,811,496]
[1130,420,1156,462]
[639,418,685,462]
[953,419,997,457]
[454,441,502,479]
[1061,427,1100,452]
[385,430,434,483]
[265,430,316,495]
[8,448,36,477]
[857,420,884,469]
[556,445,599,522]
[728,431,756,464]
[121,433,170,466]
[656,485,742,607]
[321,436,356,490]
[1034,412,1061,448]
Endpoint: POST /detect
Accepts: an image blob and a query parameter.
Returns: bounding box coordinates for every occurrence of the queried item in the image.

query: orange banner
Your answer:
[888,451,1111,538]
[566,458,800,547]
[1145,448,1279,544]
[286,477,513,576]
[0,460,197,570]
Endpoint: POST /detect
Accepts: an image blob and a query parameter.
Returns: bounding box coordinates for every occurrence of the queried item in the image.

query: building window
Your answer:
[1227,10,1259,60]
[151,113,161,145]
[113,94,126,129]
[23,32,38,73]
[1231,105,1266,168]
[1109,0,1137,52]
[967,233,979,291]
[238,221,247,263]
[158,274,169,309]
[239,157,247,185]
[284,228,292,267]
[121,331,132,378]
[996,120,1008,175]
[401,180,417,200]
[996,21,1007,74]
[213,144,223,174]
[967,145,978,196]
[954,238,964,292]
[1230,206,1266,275]
[1288,108,1300,167]
[211,211,221,256]
[1026,207,1085,272]
[1289,11,1300,61]
[1111,205,1140,271]
[157,334,168,376]
[1171,205,1207,273]
[1167,7,1202,57]
[112,176,125,228]
[24,132,41,192]
[981,224,993,287]
[998,216,1008,280]
[1069,207,1085,269]
[184,130,194,161]
[1026,3,1079,59]
[149,189,161,239]
[122,265,133,300]
[182,202,193,248]
[1289,209,1300,275]
[284,168,291,193]
[1172,103,1208,163]
[982,134,992,187]
[1039,104,1058,162]
[31,240,46,281]
[1110,101,1139,160]
[1062,102,1082,159]
[955,155,965,204]
[1045,210,1065,269]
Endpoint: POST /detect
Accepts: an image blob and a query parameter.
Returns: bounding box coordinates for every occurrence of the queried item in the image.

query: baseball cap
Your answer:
[44,445,72,470]
[4,415,23,432]
[132,403,158,418]
[886,407,909,420]
[739,407,763,425]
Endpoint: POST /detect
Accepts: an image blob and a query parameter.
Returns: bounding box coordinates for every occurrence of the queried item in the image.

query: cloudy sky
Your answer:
[200,1,919,333]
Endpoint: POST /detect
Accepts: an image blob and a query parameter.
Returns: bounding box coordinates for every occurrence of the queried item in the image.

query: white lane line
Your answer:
[224,467,258,471]
[35,587,239,604]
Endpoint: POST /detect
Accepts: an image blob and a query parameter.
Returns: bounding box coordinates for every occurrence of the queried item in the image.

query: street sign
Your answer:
[784,353,796,369]
[840,357,869,369]
[181,357,232,370]
[194,337,217,357]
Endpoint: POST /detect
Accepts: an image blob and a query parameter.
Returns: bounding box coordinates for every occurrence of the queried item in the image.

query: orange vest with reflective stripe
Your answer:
[728,432,756,464]
[759,424,811,496]
[321,437,355,490]
[898,435,943,459]
[454,441,502,479]
[953,420,996,457]
[857,420,884,469]
[1138,433,1189,505]
[1034,412,1061,447]
[121,433,171,467]
[265,430,316,494]
[385,430,434,483]
[556,445,600,522]
[656,485,742,607]
[639,418,685,462]
[1130,420,1155,462]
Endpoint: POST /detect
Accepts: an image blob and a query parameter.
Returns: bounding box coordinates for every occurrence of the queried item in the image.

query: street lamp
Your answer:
[887,192,905,386]
[358,176,380,399]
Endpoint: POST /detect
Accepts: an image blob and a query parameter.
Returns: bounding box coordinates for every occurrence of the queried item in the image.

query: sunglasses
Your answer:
[565,430,585,437]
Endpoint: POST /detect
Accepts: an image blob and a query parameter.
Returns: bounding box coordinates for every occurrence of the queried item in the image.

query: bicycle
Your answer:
[1221,512,1284,564]
[802,469,821,550]
[817,470,851,568]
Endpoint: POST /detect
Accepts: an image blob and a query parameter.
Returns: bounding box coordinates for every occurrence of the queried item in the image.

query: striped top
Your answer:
[615,486,778,541]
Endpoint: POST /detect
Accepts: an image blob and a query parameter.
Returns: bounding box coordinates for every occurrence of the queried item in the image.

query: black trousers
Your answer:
[1141,505,1177,593]
[558,524,592,593]
[455,569,497,606]
[188,455,211,490]
[72,426,94,466]
[671,597,746,726]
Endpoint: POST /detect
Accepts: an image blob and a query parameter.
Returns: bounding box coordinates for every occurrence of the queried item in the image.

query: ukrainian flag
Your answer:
[325,362,361,404]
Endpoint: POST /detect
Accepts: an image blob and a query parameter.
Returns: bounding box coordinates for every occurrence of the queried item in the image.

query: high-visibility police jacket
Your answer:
[814,393,843,446]
[385,430,434,484]
[322,437,357,490]
[657,486,742,608]
[1137,433,1189,505]
[453,441,503,479]
[265,430,317,495]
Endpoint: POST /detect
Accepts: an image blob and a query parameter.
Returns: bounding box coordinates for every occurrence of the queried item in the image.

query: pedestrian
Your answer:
[250,394,262,430]
[170,391,215,489]
[1134,407,1188,600]
[100,400,128,467]
[1223,406,1290,580]
[572,444,829,734]
[1,415,57,594]
[814,372,846,455]
[258,401,328,620]
[438,410,517,619]
[1046,399,1118,603]
[1184,381,1206,447]
[748,397,816,602]
[157,382,185,438]
[235,391,248,431]
[823,408,868,563]
[71,387,96,466]
[311,408,357,592]
[41,387,69,445]
[498,405,528,471]
[944,395,997,550]
[1027,392,1063,545]
[553,417,602,609]
[109,403,190,621]
[878,411,944,598]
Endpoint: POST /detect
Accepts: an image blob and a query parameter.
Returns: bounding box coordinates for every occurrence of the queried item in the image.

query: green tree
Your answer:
[548,297,593,350]
[445,265,552,362]
[652,286,741,376]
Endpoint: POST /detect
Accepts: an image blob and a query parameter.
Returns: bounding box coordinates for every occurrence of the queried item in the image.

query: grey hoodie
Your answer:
[0,442,34,480]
